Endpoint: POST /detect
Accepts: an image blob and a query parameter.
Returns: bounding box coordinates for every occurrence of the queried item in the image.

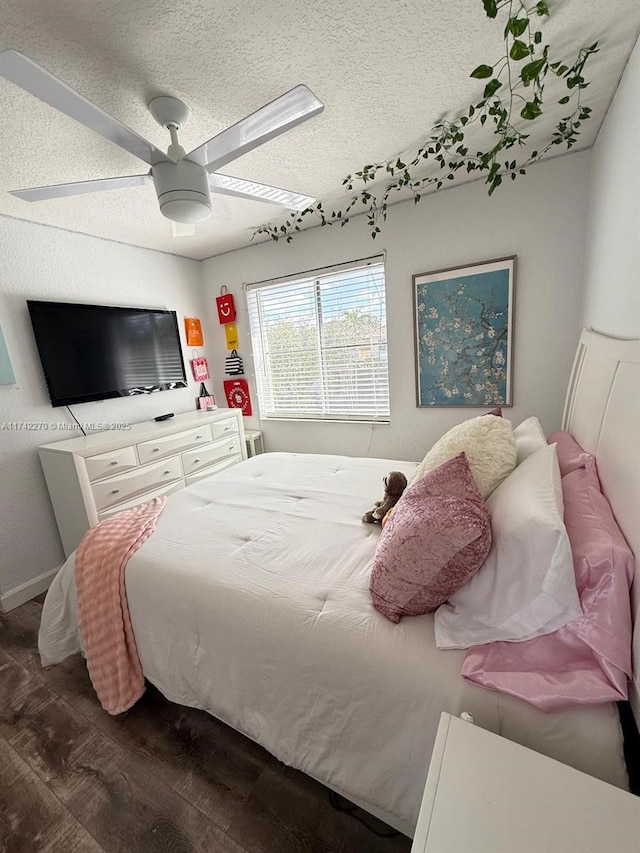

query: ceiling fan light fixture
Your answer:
[152,158,212,223]
[160,195,212,223]
[0,52,324,229]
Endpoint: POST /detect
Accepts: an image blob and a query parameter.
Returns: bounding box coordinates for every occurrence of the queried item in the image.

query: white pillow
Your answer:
[411,415,516,499]
[434,443,581,649]
[513,416,547,465]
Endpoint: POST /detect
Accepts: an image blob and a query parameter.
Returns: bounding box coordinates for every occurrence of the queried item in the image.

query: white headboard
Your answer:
[563,329,640,724]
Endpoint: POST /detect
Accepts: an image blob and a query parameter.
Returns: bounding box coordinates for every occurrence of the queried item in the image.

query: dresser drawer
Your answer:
[92,456,183,511]
[85,445,138,482]
[182,434,241,475]
[137,424,213,464]
[97,479,184,520]
[185,454,242,485]
[211,416,239,441]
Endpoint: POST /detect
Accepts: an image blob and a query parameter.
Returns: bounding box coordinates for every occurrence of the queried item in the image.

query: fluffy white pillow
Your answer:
[411,415,516,499]
[434,443,582,649]
[513,416,547,465]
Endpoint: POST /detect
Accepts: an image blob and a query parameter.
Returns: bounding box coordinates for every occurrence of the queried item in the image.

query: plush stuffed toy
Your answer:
[362,471,408,524]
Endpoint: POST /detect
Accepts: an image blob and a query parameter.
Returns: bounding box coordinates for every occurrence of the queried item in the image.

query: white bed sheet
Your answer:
[39,452,628,830]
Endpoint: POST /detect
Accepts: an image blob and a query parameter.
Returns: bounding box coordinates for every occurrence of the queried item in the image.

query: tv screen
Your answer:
[27,300,188,407]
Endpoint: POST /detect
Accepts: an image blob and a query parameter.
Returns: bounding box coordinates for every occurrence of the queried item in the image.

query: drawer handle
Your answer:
[228,445,235,451]
[163,470,171,475]
[110,460,119,466]
[196,434,203,439]
[111,489,120,495]
[193,459,200,464]
[152,448,160,453]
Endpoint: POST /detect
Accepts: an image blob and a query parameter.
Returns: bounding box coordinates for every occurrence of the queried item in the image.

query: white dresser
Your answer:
[412,712,640,852]
[39,409,246,557]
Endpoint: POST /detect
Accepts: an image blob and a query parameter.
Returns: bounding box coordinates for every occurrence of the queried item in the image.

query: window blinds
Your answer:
[246,257,389,422]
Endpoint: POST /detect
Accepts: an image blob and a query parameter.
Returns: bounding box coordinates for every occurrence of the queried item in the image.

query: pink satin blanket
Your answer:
[462,459,634,712]
[75,496,167,714]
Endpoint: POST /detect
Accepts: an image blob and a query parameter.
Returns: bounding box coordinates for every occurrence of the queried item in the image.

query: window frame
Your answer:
[245,255,390,424]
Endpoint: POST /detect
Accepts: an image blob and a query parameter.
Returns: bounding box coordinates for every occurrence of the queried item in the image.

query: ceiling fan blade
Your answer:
[9,174,151,202]
[0,50,168,166]
[171,221,196,237]
[210,173,315,210]
[187,84,324,172]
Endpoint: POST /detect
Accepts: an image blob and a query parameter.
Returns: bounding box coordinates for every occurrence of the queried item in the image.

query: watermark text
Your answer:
[1,421,132,432]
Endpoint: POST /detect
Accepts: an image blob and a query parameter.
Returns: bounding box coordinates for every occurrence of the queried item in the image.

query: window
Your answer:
[246,256,389,422]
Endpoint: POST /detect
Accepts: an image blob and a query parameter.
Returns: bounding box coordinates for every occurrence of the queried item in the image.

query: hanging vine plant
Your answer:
[253,0,598,244]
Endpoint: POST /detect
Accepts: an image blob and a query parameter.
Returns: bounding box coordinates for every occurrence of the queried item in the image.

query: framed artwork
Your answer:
[413,256,515,407]
[0,324,16,385]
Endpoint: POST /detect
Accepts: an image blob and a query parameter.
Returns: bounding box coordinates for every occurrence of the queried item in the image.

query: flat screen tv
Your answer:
[27,300,188,407]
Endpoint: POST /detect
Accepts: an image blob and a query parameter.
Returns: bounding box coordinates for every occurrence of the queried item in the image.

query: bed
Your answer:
[38,329,640,836]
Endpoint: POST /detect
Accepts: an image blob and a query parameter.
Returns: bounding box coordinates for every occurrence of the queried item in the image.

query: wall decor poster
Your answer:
[0,324,16,385]
[224,349,244,376]
[190,356,210,381]
[184,317,204,347]
[216,288,236,324]
[224,378,252,416]
[224,322,239,350]
[413,256,515,407]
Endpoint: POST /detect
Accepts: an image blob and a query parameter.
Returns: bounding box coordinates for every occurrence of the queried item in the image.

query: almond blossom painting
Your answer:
[413,257,515,407]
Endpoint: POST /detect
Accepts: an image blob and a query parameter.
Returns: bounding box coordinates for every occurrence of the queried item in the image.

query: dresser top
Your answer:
[38,408,242,456]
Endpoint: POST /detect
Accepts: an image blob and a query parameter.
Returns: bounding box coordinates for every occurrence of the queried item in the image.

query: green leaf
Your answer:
[488,174,503,195]
[482,0,498,18]
[510,40,531,61]
[508,17,528,37]
[534,31,542,44]
[521,57,546,84]
[536,1,549,16]
[521,101,543,120]
[558,95,570,104]
[483,78,502,98]
[470,64,494,79]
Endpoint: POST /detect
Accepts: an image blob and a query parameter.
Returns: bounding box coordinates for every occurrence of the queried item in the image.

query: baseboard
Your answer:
[0,567,60,612]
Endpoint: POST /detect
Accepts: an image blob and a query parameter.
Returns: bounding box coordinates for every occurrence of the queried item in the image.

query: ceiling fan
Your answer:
[0,50,323,236]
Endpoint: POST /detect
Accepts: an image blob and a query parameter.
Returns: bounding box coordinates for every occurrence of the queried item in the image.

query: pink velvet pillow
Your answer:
[370,453,492,622]
[547,430,592,477]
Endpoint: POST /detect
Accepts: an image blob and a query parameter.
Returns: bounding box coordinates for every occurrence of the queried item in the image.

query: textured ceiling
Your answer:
[0,0,638,260]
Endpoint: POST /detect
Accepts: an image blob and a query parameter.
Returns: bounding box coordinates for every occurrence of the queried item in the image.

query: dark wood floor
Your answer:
[0,596,412,853]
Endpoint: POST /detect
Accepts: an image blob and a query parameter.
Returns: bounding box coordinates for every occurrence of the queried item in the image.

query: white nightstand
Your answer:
[244,429,264,457]
[411,712,640,853]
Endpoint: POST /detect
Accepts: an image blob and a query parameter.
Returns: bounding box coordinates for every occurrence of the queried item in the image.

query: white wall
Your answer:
[582,40,639,337]
[0,217,209,602]
[202,151,590,462]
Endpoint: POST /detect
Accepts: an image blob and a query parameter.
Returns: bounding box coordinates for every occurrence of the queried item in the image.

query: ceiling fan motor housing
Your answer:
[152,158,212,223]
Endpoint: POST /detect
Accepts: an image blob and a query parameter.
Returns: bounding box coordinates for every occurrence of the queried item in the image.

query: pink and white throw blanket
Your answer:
[75,496,167,714]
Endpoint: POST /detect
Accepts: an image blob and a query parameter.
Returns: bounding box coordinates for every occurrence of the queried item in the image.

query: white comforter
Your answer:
[39,452,628,830]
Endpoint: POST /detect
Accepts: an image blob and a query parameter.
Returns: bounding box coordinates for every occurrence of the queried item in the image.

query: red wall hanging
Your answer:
[224,378,252,416]
[216,286,236,324]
